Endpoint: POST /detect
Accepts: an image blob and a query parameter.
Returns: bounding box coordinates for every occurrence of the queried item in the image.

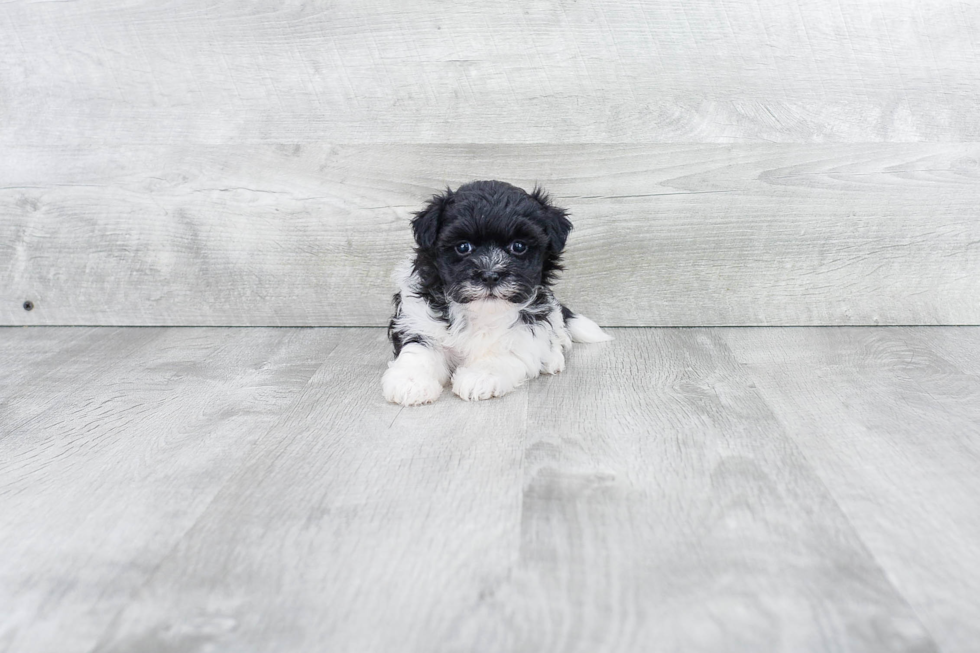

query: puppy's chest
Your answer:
[444,300,536,360]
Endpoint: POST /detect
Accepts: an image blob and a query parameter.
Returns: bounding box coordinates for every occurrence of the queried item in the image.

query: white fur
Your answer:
[385,261,609,405]
[566,313,614,343]
[382,342,451,406]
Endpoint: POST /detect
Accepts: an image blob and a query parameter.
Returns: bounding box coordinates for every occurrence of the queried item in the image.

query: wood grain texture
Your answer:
[3,143,979,327]
[0,327,329,653]
[453,329,935,652]
[727,327,980,653]
[1,0,978,144]
[0,326,107,396]
[5,326,968,652]
[91,329,530,653]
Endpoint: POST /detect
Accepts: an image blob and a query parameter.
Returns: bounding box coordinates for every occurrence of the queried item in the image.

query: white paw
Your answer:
[541,350,566,375]
[452,367,514,401]
[382,366,444,406]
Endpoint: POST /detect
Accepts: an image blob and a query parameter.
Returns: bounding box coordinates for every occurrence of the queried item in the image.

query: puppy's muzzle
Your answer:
[472,252,506,287]
[475,269,501,285]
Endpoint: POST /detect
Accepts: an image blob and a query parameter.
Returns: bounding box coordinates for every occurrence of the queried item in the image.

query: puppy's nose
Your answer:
[477,269,500,284]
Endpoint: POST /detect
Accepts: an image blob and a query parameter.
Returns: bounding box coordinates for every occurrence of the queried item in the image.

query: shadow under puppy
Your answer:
[384,180,611,406]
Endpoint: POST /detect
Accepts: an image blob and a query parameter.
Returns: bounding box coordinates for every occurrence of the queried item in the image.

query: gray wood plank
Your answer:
[91,329,529,653]
[0,327,168,436]
[82,328,937,653]
[0,327,329,653]
[3,143,978,327]
[0,327,105,394]
[725,327,980,653]
[2,0,978,145]
[7,327,979,651]
[449,329,935,652]
[904,327,980,376]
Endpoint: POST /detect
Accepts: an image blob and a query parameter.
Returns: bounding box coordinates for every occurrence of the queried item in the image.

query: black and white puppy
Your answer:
[383,180,611,406]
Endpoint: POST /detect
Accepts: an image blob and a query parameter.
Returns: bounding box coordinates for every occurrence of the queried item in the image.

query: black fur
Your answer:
[519,289,559,326]
[410,180,571,303]
[388,293,421,356]
[390,181,573,354]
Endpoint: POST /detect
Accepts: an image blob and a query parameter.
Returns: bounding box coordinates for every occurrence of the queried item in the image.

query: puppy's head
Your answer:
[411,181,572,304]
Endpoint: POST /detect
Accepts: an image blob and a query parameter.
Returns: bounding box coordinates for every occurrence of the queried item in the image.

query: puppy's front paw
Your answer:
[382,366,444,406]
[452,366,515,401]
[541,349,566,375]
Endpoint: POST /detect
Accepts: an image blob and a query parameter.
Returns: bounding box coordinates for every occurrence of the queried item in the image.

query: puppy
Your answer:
[383,180,611,406]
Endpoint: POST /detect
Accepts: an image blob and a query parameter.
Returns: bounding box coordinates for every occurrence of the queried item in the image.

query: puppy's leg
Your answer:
[541,339,566,375]
[383,343,451,406]
[452,355,531,401]
[537,316,569,375]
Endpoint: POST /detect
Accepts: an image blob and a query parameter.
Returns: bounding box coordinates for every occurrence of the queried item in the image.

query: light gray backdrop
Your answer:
[2,0,978,326]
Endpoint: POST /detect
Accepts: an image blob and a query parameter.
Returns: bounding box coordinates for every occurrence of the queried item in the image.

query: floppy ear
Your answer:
[531,187,573,252]
[411,188,454,249]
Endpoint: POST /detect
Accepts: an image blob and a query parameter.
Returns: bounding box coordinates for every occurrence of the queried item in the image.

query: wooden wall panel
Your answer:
[1,0,979,145]
[3,143,978,326]
[3,1,979,325]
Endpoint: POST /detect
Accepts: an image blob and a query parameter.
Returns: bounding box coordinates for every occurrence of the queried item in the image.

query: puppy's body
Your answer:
[383,181,610,406]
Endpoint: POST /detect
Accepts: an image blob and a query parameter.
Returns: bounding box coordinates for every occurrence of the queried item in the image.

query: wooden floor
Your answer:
[1,327,979,653]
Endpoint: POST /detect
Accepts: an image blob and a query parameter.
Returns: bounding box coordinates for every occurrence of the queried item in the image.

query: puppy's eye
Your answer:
[509,241,528,255]
[455,242,473,255]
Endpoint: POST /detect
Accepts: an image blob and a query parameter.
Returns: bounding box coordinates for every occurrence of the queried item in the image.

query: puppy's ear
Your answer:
[531,186,573,252]
[411,188,454,249]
